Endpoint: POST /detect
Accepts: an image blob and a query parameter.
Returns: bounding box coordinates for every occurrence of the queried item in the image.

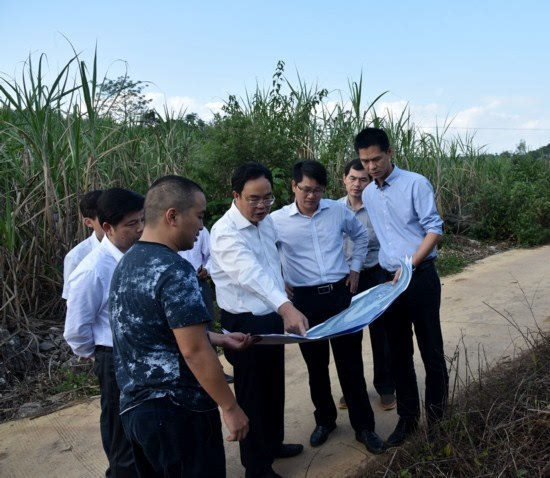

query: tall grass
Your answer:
[1,50,549,343]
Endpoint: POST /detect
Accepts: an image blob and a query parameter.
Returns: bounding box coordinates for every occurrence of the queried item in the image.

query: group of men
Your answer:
[62,127,449,478]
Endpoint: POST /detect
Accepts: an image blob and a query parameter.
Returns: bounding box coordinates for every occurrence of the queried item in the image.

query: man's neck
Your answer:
[347,195,363,211]
[139,229,177,251]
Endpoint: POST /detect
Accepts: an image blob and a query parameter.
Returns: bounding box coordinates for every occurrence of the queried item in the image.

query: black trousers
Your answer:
[93,347,137,478]
[359,266,395,396]
[221,310,284,477]
[121,396,225,478]
[381,262,449,423]
[293,280,375,432]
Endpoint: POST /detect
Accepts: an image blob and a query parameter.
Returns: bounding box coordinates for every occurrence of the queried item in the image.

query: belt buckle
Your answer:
[317,284,332,295]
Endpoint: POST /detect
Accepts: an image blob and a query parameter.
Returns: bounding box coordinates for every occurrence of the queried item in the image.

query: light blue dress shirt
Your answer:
[362,165,443,272]
[270,199,369,287]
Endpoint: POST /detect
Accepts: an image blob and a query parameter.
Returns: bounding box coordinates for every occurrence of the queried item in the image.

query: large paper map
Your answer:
[253,258,412,345]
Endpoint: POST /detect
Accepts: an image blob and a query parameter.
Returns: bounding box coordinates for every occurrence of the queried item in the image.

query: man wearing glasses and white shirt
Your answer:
[210,162,308,478]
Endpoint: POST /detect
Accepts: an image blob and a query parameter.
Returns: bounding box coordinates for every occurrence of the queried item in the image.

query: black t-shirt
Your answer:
[109,241,215,413]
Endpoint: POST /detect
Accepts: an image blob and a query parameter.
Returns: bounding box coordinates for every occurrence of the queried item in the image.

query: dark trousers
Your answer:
[221,310,284,477]
[121,396,225,478]
[359,266,395,396]
[198,278,215,325]
[381,262,449,423]
[93,347,136,478]
[293,280,375,432]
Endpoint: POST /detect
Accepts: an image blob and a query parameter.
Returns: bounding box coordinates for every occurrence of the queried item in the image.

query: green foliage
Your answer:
[1,49,549,331]
[469,154,550,245]
[54,367,98,394]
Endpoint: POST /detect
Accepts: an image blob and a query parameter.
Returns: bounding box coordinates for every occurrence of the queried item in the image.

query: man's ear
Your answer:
[102,222,113,236]
[232,191,239,201]
[165,208,178,226]
[291,180,297,193]
[83,217,94,229]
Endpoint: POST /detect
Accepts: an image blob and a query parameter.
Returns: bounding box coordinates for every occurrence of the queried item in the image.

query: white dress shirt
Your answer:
[62,232,102,299]
[64,237,123,358]
[210,202,289,316]
[270,199,369,287]
[178,227,211,274]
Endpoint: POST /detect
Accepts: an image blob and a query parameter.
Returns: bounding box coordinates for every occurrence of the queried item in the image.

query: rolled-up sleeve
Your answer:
[414,178,443,236]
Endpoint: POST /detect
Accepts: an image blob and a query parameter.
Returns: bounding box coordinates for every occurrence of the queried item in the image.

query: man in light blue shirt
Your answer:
[271,160,386,455]
[355,127,448,447]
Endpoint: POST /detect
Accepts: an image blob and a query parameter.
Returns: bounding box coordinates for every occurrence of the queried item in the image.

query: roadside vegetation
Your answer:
[1,50,549,424]
[356,328,550,477]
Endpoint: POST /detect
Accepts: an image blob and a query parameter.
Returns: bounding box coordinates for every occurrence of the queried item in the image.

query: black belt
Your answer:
[361,264,382,274]
[413,258,436,273]
[95,345,113,352]
[294,277,347,295]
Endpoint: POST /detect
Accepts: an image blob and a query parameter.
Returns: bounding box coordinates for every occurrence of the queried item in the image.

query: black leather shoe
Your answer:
[385,418,418,447]
[245,467,282,478]
[273,443,304,458]
[355,430,386,454]
[310,424,336,447]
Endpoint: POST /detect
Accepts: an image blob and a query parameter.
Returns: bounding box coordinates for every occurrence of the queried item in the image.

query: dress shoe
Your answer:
[310,424,336,447]
[273,443,304,458]
[355,430,386,454]
[338,396,347,409]
[245,467,282,478]
[380,393,396,410]
[385,417,418,447]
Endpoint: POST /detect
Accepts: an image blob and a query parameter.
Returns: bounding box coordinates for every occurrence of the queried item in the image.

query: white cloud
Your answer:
[144,92,225,120]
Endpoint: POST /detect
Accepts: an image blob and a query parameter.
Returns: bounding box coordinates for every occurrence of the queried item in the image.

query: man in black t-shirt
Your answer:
[110,176,252,477]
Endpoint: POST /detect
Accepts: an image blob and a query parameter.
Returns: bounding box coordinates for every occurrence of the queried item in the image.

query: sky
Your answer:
[1,0,549,153]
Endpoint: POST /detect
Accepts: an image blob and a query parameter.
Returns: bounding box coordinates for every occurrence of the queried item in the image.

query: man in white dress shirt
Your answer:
[62,190,104,299]
[210,162,308,478]
[64,188,144,477]
[271,160,385,455]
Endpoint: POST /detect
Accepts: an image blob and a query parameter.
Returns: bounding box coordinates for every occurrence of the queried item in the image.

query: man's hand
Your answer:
[221,332,256,351]
[345,270,360,294]
[197,266,208,280]
[222,402,249,441]
[278,302,309,335]
[391,268,401,284]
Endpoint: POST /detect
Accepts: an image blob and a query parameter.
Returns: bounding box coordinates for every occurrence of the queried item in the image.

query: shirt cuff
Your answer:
[350,259,363,272]
[268,290,291,313]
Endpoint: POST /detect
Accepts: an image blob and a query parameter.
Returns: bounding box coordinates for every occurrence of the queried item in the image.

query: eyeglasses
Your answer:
[295,184,325,196]
[244,196,276,208]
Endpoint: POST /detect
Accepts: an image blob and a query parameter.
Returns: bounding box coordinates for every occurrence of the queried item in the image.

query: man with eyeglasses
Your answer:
[271,160,386,455]
[210,162,308,478]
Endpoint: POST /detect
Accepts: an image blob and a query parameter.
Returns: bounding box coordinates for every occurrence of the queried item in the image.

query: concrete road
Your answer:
[1,246,548,477]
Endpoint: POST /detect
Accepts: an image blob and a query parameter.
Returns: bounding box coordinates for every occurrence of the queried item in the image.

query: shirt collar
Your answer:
[228,201,256,230]
[339,195,365,212]
[101,236,125,263]
[375,164,401,189]
[91,232,102,248]
[288,199,330,217]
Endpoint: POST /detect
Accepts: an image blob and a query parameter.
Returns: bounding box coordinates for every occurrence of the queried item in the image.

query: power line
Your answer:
[420,126,550,132]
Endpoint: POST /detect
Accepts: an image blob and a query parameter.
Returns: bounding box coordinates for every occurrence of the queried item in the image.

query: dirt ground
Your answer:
[1,245,549,478]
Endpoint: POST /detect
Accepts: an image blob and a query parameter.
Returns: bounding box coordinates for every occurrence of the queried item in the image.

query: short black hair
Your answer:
[97,188,144,227]
[344,159,365,176]
[79,190,103,219]
[293,160,327,186]
[145,175,204,225]
[354,127,390,153]
[231,162,273,194]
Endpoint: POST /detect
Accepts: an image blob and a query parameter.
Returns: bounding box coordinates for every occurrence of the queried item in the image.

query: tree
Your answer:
[97,75,153,123]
